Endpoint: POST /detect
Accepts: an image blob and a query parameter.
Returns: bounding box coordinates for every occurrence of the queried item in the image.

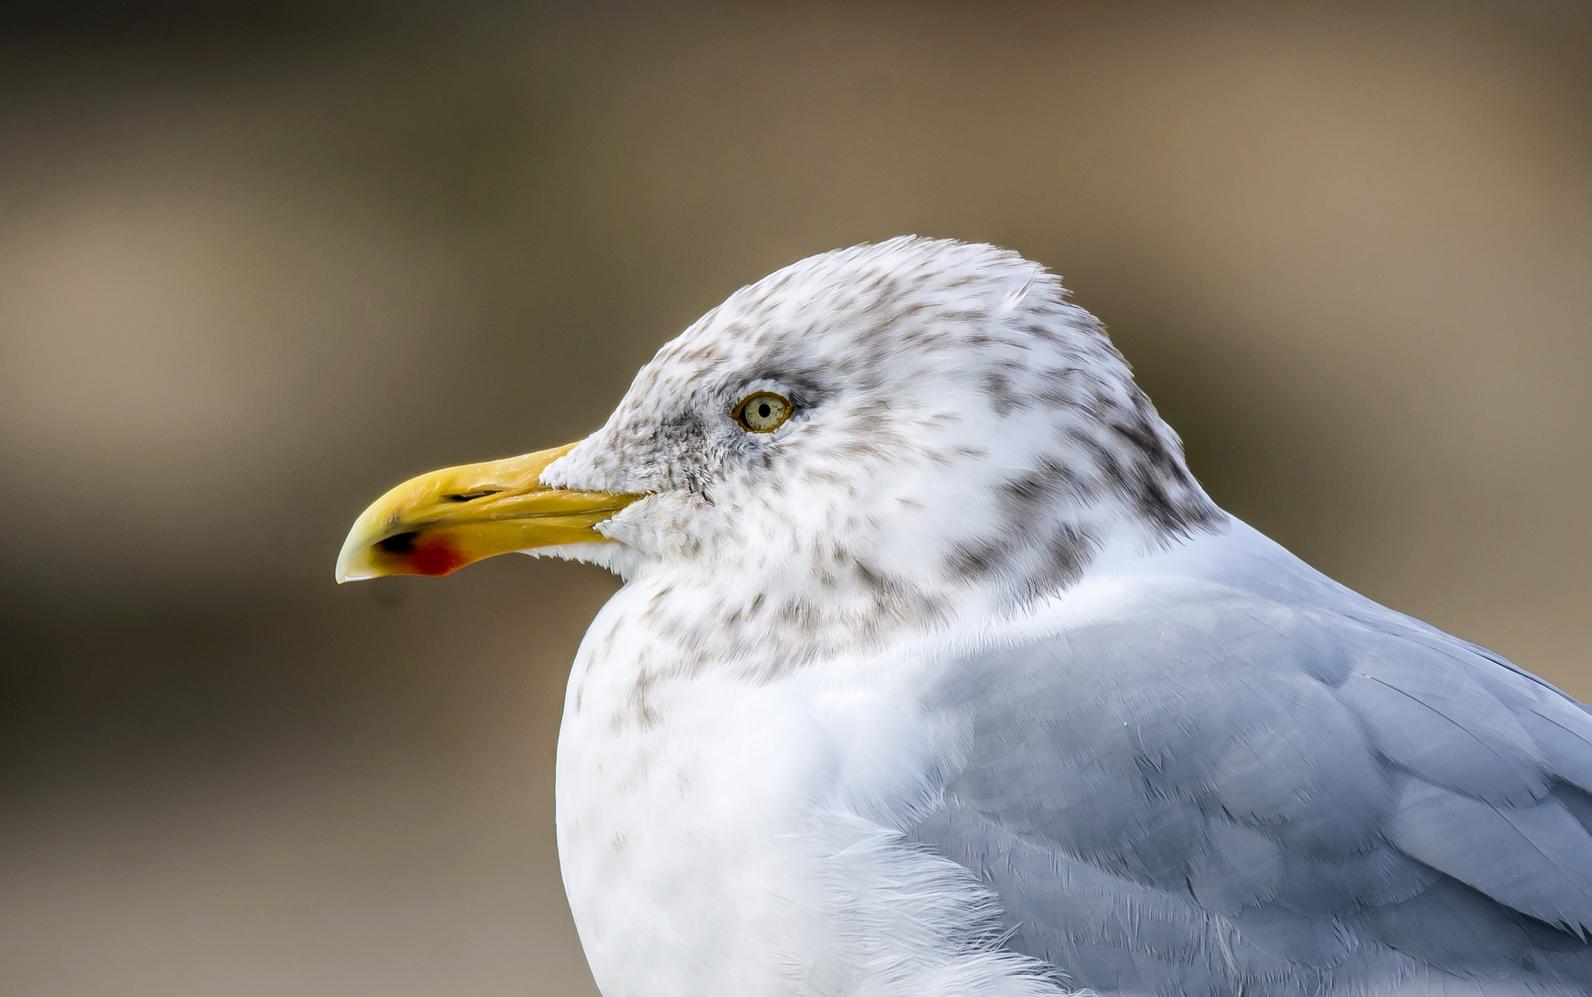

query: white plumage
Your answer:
[342,238,1592,996]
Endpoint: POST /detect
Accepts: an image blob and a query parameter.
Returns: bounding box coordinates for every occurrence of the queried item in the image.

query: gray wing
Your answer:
[908,570,1592,995]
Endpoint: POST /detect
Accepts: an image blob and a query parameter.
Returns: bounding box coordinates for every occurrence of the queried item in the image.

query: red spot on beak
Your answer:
[410,538,467,576]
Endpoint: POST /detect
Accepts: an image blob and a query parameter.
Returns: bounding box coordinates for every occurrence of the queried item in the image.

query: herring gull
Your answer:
[336,238,1592,996]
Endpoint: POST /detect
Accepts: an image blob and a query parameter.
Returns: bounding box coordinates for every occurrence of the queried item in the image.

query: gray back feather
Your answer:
[908,523,1592,995]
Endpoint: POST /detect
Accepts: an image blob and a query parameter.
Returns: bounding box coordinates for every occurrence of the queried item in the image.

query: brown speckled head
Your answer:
[538,237,1222,668]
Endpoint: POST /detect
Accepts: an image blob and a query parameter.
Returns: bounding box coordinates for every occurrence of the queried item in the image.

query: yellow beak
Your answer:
[334,442,639,582]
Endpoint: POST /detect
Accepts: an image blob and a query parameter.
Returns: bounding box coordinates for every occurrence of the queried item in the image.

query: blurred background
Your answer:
[3,2,1590,994]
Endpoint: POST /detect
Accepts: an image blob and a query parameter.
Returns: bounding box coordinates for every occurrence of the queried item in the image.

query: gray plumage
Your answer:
[911,520,1592,995]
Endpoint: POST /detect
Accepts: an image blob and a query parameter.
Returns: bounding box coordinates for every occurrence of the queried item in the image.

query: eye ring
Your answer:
[732,391,793,433]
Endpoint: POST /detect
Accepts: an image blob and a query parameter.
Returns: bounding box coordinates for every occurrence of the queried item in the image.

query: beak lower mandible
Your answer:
[334,442,639,582]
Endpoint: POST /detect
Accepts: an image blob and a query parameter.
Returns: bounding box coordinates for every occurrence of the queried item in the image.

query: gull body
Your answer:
[339,239,1592,995]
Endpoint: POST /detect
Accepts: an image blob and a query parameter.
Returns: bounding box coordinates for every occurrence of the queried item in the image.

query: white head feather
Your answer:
[540,237,1220,668]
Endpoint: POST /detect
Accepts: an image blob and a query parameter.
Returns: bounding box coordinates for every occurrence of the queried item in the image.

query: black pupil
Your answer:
[757,402,772,419]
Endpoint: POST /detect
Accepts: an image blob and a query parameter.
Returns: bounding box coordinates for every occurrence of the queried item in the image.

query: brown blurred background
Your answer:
[2,2,1589,994]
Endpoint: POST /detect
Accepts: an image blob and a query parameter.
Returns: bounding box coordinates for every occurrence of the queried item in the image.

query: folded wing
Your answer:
[910,566,1592,995]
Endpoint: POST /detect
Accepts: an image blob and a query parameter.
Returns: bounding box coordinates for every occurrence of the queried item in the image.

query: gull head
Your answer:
[337,238,1219,652]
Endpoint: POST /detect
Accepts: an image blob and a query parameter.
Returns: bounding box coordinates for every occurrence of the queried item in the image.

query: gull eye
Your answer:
[733,391,793,433]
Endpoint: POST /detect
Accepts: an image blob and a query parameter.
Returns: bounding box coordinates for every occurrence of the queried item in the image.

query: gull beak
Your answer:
[335,442,639,582]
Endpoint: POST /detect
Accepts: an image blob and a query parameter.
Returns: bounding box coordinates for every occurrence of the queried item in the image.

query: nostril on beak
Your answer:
[445,489,501,503]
